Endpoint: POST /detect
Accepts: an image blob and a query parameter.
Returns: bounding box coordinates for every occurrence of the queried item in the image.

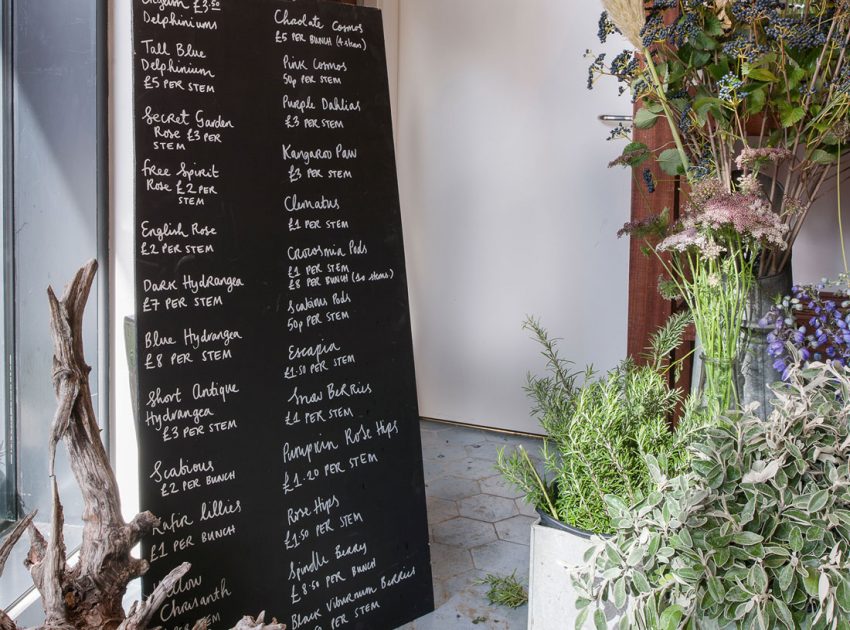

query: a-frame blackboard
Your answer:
[132,2,434,628]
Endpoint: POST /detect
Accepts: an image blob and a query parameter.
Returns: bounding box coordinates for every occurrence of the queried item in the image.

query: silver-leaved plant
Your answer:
[572,359,850,630]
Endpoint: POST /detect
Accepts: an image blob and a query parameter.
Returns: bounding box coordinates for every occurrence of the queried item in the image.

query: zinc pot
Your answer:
[528,511,619,629]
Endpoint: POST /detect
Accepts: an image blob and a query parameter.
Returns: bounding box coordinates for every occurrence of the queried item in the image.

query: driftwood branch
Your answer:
[0,261,284,630]
[117,563,191,630]
[0,512,35,579]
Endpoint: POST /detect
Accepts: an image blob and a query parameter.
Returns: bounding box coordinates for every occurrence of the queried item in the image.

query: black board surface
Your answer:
[132,2,433,628]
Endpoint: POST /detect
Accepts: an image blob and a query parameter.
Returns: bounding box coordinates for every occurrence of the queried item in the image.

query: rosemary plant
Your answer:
[497,312,693,534]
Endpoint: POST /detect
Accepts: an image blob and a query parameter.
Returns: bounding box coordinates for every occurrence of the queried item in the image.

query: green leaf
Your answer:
[808,489,830,512]
[803,566,820,598]
[658,148,685,176]
[575,606,589,630]
[778,563,795,592]
[692,50,711,68]
[633,571,651,594]
[746,87,766,115]
[810,149,838,165]
[772,599,795,629]
[613,577,627,610]
[726,585,751,602]
[647,533,661,558]
[748,564,768,593]
[604,494,629,515]
[746,67,779,83]
[659,605,684,630]
[646,101,665,115]
[837,577,850,612]
[787,65,806,91]
[806,525,826,541]
[634,107,660,129]
[779,104,805,128]
[627,544,646,567]
[732,531,764,546]
[704,15,724,36]
[789,527,804,552]
[594,608,607,630]
[707,576,726,603]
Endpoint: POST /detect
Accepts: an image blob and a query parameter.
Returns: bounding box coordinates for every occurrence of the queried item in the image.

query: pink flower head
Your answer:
[735,147,794,171]
[683,192,788,248]
[657,228,726,259]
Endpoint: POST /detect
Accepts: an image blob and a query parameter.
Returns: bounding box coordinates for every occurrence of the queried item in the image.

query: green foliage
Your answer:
[478,572,528,609]
[573,360,850,629]
[496,313,692,534]
[592,1,850,275]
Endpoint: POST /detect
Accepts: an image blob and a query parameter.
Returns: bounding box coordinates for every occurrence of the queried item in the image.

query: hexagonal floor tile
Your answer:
[471,539,530,576]
[434,425,492,448]
[422,457,447,482]
[429,542,474,581]
[433,517,498,548]
[438,457,499,481]
[431,568,490,608]
[426,496,459,525]
[458,494,519,523]
[495,515,536,545]
[517,497,540,518]
[426,476,481,501]
[465,440,519,462]
[424,441,469,463]
[479,474,525,499]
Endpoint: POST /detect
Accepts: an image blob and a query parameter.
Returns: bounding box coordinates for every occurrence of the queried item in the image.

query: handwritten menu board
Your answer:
[132,1,434,628]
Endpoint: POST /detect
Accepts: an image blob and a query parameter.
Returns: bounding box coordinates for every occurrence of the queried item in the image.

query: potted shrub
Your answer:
[497,313,695,628]
[573,359,850,629]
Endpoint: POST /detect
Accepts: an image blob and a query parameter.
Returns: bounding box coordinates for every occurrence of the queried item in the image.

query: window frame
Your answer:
[0,0,109,614]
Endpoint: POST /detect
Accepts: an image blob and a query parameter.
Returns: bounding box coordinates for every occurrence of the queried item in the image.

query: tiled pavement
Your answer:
[398,420,544,630]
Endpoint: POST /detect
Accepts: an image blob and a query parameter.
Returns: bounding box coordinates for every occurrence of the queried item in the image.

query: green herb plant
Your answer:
[478,572,529,609]
[573,359,850,629]
[497,312,694,534]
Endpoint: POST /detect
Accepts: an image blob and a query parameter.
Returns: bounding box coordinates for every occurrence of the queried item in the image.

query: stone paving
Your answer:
[398,420,543,630]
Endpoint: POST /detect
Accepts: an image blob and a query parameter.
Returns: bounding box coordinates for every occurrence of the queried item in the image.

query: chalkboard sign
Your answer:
[132,2,434,628]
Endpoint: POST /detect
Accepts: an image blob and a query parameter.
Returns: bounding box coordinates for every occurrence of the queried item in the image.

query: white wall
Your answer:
[794,177,850,285]
[395,0,632,434]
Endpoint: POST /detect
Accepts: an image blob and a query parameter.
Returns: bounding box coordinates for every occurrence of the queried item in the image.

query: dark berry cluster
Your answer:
[631,78,649,103]
[765,16,829,51]
[641,10,701,49]
[610,51,638,82]
[641,7,702,48]
[607,122,632,141]
[718,72,747,100]
[687,152,713,181]
[642,168,656,193]
[729,0,783,24]
[678,101,693,134]
[586,51,606,90]
[597,11,619,44]
[721,34,769,62]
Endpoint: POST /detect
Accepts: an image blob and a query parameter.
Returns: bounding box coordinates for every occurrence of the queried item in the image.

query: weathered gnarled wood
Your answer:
[0,262,286,630]
[117,564,191,630]
[0,513,35,578]
[0,513,36,630]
